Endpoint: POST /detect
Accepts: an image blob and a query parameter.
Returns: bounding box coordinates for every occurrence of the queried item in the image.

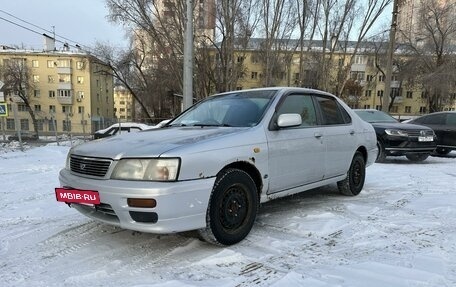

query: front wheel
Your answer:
[199,168,258,245]
[405,153,429,162]
[338,151,366,196]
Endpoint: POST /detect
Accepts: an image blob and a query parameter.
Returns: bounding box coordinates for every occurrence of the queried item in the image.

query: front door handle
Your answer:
[349,130,355,135]
[314,133,323,138]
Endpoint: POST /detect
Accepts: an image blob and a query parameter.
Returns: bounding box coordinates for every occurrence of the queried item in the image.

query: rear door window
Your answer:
[315,96,348,125]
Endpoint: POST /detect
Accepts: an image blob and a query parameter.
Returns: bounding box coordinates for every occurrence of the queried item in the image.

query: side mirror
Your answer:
[277,113,302,128]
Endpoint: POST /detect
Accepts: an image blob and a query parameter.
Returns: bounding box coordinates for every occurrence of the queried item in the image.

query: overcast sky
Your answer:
[0,0,128,50]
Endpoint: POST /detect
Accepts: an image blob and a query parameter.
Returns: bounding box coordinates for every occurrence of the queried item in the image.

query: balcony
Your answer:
[394,96,404,103]
[58,82,72,90]
[57,67,72,74]
[351,63,367,72]
[391,81,400,88]
[57,90,74,105]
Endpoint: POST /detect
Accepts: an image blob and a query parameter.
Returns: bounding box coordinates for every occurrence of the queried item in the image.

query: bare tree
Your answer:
[398,0,456,112]
[0,58,39,137]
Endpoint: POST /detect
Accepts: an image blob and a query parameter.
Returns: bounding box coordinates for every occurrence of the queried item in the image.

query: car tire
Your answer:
[435,148,451,155]
[406,153,429,162]
[376,140,386,163]
[199,168,258,246]
[337,151,366,196]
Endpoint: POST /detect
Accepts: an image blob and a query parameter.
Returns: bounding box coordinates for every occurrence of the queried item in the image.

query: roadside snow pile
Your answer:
[0,141,31,154]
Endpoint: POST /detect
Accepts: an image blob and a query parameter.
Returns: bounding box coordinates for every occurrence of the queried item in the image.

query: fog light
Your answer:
[127,198,156,208]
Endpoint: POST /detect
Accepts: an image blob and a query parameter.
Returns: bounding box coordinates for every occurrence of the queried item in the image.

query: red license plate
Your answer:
[55,188,100,205]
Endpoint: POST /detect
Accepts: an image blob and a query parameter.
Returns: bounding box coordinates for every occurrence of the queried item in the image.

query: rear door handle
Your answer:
[349,130,355,135]
[314,133,323,139]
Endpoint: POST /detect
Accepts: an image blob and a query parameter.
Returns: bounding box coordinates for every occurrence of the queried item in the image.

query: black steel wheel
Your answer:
[199,168,258,245]
[338,151,366,196]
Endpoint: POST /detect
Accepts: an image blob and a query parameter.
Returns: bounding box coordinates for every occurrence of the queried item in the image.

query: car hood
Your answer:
[370,122,432,130]
[71,127,247,159]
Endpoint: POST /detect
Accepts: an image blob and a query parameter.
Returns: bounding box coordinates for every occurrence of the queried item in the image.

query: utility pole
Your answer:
[183,0,194,110]
[382,0,399,113]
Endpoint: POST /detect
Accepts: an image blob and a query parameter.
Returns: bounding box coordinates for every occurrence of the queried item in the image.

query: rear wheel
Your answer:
[338,151,366,196]
[199,168,258,245]
[405,153,429,162]
[436,148,451,155]
[376,140,386,163]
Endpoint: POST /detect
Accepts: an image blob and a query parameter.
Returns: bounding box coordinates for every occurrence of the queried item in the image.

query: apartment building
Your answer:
[230,39,455,117]
[113,86,135,121]
[0,47,114,136]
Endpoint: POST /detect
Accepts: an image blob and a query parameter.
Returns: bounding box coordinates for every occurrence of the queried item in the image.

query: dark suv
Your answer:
[354,109,436,162]
[408,112,456,155]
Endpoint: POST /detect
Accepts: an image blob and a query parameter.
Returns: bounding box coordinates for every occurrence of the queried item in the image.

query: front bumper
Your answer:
[383,136,436,155]
[59,169,215,234]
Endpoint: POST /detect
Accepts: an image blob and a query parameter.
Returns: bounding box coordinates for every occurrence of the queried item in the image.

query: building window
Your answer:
[63,120,71,132]
[48,75,54,83]
[78,106,84,114]
[421,91,428,99]
[57,59,70,67]
[363,105,371,109]
[236,87,243,90]
[76,61,84,69]
[251,55,259,63]
[237,56,244,63]
[18,104,28,112]
[377,90,384,97]
[58,90,72,97]
[365,90,372,97]
[62,105,73,114]
[58,74,71,83]
[419,106,427,114]
[378,75,385,82]
[375,105,382,110]
[251,72,258,79]
[49,105,56,113]
[97,107,100,115]
[405,106,411,113]
[20,119,29,131]
[390,106,398,113]
[32,60,39,68]
[34,90,40,97]
[77,76,84,84]
[48,119,57,131]
[366,75,374,82]
[47,60,55,68]
[34,105,41,112]
[36,119,44,131]
[33,75,40,83]
[6,119,15,130]
[354,55,366,64]
[49,90,56,98]
[406,91,413,98]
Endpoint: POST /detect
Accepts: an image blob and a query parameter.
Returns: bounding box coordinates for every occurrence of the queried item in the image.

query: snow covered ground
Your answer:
[1,143,455,287]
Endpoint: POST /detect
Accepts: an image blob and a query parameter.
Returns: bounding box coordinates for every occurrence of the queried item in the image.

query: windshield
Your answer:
[169,90,277,127]
[355,110,398,123]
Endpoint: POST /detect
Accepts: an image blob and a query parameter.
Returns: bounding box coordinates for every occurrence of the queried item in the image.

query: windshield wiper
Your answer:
[191,123,232,127]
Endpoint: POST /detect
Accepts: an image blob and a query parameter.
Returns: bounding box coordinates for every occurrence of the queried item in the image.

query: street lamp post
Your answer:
[383,0,399,113]
[183,0,194,110]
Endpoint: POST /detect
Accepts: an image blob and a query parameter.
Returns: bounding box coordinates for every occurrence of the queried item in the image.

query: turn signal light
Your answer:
[127,198,157,208]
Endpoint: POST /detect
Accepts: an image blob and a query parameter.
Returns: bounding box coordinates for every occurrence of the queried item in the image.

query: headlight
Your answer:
[65,149,73,170]
[111,158,180,181]
[385,129,408,136]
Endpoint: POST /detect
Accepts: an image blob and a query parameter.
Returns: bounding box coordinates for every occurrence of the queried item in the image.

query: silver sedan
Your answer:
[56,88,377,245]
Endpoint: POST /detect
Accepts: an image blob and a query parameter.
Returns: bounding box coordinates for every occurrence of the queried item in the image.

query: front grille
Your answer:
[96,203,117,217]
[407,130,434,137]
[70,155,112,177]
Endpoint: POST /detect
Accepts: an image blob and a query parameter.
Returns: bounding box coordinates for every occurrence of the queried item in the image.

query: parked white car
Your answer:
[93,122,151,139]
[56,88,377,245]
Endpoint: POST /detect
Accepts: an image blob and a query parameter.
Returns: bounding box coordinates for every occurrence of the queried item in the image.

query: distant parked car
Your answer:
[93,122,151,139]
[354,109,436,162]
[407,111,456,155]
[8,131,39,141]
[56,87,377,245]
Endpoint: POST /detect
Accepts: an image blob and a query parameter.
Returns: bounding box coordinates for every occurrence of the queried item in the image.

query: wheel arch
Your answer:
[218,161,263,199]
[356,145,368,163]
